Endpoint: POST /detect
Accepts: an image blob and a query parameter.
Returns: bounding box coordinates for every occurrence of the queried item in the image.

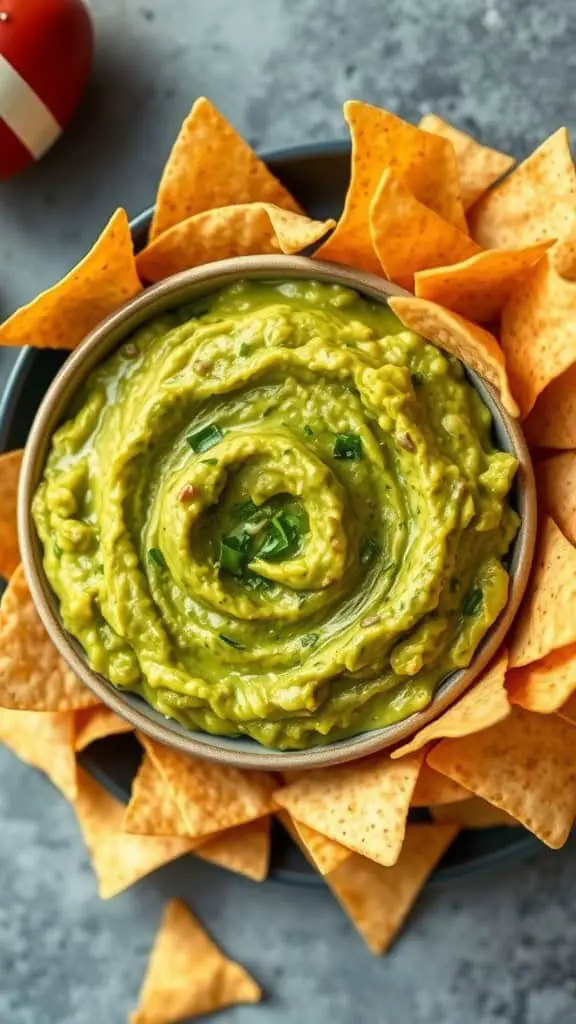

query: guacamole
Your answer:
[32,279,519,749]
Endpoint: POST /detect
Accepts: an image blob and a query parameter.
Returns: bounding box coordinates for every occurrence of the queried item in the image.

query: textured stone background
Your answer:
[2,1,576,1021]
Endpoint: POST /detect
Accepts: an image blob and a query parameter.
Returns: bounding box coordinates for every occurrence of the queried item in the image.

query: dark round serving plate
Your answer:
[0,141,541,886]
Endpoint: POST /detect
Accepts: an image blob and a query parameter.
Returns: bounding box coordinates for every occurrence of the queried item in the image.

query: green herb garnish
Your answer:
[53,542,63,558]
[239,343,252,357]
[333,433,363,460]
[148,548,166,569]
[219,539,245,577]
[301,633,319,648]
[257,516,290,560]
[360,536,380,565]
[219,634,245,649]
[187,423,223,453]
[303,424,314,437]
[462,588,482,617]
[201,458,218,466]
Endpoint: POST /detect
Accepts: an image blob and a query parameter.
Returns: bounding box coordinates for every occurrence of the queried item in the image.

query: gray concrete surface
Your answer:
[1,0,576,1021]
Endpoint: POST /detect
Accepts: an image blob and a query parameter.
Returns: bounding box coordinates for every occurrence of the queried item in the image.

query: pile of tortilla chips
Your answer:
[2,96,576,1019]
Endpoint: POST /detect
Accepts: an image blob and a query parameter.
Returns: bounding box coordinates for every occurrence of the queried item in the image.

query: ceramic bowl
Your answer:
[18,254,536,770]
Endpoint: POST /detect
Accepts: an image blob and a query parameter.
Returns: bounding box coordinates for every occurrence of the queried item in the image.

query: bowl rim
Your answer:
[18,253,537,770]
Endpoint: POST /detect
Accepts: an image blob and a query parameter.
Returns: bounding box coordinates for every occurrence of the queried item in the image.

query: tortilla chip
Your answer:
[74,704,134,751]
[524,363,576,449]
[74,770,196,899]
[369,171,480,290]
[130,899,261,1024]
[315,100,465,275]
[140,734,275,840]
[469,128,576,248]
[392,648,510,758]
[0,565,97,711]
[138,203,335,283]
[411,764,470,806]
[123,752,189,837]
[510,516,576,668]
[557,692,576,726]
[414,243,550,323]
[327,824,458,954]
[276,809,352,875]
[419,114,515,209]
[150,96,301,240]
[0,449,23,579]
[500,235,576,417]
[0,708,76,800]
[507,643,576,713]
[388,296,519,417]
[428,706,576,848]
[431,797,519,829]
[195,817,271,882]
[273,750,423,868]
[535,453,576,545]
[0,210,142,350]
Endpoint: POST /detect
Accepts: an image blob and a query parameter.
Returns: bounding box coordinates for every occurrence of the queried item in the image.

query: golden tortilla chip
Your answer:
[557,692,576,726]
[74,769,196,899]
[130,899,261,1024]
[369,170,479,290]
[510,516,576,668]
[419,114,515,209]
[507,643,576,713]
[138,203,335,283]
[74,704,134,751]
[0,565,97,711]
[500,234,576,417]
[469,128,576,248]
[0,449,23,579]
[388,295,519,417]
[411,764,470,806]
[123,752,189,837]
[524,364,576,449]
[536,453,576,545]
[0,210,142,350]
[0,708,76,800]
[414,243,550,323]
[392,648,510,758]
[327,823,458,954]
[431,797,519,828]
[195,817,271,882]
[273,750,423,868]
[140,734,275,840]
[150,96,301,240]
[315,100,465,274]
[276,809,352,875]
[428,706,576,848]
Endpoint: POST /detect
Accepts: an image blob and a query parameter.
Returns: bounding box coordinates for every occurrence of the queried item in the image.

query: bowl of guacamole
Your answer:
[19,256,535,768]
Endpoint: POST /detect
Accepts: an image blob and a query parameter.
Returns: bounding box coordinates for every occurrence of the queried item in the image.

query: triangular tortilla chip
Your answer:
[315,101,465,274]
[535,453,576,545]
[276,809,352,875]
[138,203,334,282]
[500,234,576,416]
[392,648,510,758]
[428,706,576,847]
[414,243,550,323]
[431,797,519,828]
[273,750,423,867]
[74,770,196,899]
[510,516,576,667]
[524,363,576,449]
[0,449,23,579]
[140,734,275,840]
[557,692,576,726]
[130,899,261,1024]
[469,128,576,248]
[195,817,271,882]
[419,114,515,209]
[0,708,76,800]
[369,170,479,290]
[74,704,134,751]
[410,763,470,806]
[507,643,576,713]
[0,565,97,711]
[326,823,458,954]
[388,295,519,417]
[123,752,189,837]
[0,210,142,350]
[150,96,301,239]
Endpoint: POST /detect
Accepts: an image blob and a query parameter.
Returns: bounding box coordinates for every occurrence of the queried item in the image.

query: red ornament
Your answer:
[0,0,93,180]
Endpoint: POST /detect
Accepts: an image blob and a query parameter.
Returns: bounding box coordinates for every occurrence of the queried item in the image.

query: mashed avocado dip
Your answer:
[32,279,519,750]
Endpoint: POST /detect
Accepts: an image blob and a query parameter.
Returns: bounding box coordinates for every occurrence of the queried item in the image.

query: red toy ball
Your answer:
[0,0,93,180]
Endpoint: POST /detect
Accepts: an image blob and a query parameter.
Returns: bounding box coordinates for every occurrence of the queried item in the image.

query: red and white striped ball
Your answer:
[0,0,93,180]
